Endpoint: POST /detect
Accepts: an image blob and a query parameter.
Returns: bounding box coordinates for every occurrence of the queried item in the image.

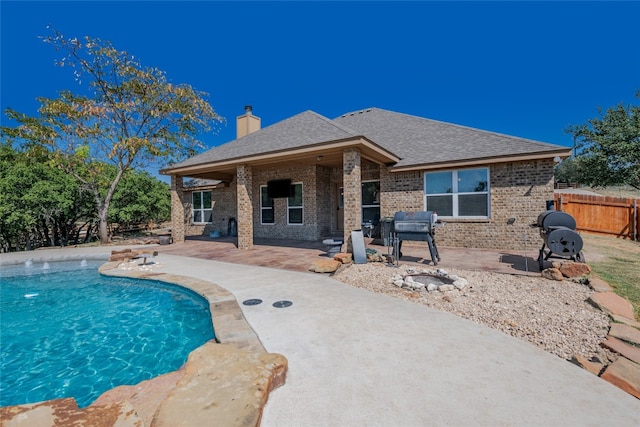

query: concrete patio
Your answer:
[154,235,543,276]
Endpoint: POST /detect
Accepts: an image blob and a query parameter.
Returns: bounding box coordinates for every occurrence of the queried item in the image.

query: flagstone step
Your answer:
[600,357,640,399]
[588,292,636,320]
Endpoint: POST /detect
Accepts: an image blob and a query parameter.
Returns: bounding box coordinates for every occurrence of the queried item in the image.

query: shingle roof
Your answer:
[169,110,361,169]
[165,107,569,173]
[334,108,568,168]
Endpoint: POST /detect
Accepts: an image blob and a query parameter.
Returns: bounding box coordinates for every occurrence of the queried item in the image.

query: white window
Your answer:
[260,185,274,224]
[424,168,489,218]
[287,183,303,224]
[192,191,212,223]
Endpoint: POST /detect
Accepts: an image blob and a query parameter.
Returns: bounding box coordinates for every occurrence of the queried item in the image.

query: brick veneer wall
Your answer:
[342,148,362,251]
[170,176,186,243]
[379,159,555,250]
[316,166,332,237]
[183,183,237,237]
[173,158,552,250]
[252,165,329,240]
[236,164,253,250]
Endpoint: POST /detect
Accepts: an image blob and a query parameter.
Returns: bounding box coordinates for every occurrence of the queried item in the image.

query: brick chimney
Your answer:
[236,105,261,139]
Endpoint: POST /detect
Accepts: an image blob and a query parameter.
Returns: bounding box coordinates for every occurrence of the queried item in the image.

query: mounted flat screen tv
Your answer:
[267,179,294,198]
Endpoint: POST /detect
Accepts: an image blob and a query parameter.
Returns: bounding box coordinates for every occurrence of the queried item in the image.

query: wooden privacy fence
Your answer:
[554,193,639,241]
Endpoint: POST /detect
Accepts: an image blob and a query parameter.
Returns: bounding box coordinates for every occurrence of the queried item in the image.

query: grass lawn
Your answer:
[582,233,640,320]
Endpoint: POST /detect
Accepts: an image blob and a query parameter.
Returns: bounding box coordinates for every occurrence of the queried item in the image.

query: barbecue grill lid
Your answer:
[537,210,577,230]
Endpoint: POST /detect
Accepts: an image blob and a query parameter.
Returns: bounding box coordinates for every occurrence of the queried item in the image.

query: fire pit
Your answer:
[390,269,467,292]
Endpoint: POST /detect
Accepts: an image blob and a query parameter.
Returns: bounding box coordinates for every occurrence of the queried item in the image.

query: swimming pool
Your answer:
[0,260,215,408]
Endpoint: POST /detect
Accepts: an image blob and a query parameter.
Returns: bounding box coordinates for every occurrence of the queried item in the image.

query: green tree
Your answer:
[0,142,95,251]
[2,29,223,243]
[109,170,171,229]
[566,92,640,189]
[554,157,580,184]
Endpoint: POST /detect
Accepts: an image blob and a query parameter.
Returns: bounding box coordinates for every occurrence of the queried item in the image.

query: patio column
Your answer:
[342,148,362,253]
[170,175,186,243]
[236,164,254,250]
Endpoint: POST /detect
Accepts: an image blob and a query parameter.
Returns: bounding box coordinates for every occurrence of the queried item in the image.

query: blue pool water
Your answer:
[0,260,215,408]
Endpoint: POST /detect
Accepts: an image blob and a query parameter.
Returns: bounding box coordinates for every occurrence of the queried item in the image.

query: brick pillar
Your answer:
[342,148,361,252]
[170,175,186,243]
[236,164,254,250]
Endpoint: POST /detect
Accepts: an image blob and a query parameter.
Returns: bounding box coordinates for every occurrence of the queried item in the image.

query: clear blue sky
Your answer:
[2,1,639,154]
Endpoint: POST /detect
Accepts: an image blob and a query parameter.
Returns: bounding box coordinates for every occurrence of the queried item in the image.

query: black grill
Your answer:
[532,210,585,270]
[391,211,441,265]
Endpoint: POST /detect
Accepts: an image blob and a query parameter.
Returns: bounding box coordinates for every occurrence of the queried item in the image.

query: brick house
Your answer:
[161,107,571,251]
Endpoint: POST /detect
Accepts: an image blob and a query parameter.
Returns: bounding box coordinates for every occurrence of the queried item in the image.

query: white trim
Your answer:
[287,182,304,225]
[423,168,490,219]
[259,185,275,225]
[192,191,213,224]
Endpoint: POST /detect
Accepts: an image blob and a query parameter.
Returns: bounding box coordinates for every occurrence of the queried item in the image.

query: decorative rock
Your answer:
[453,279,468,290]
[571,355,604,376]
[541,268,564,281]
[436,268,449,276]
[153,343,287,427]
[409,282,426,291]
[551,261,562,269]
[393,279,404,288]
[559,262,591,278]
[427,283,438,292]
[609,323,640,346]
[0,398,142,427]
[439,284,455,292]
[600,357,640,399]
[588,277,613,293]
[92,370,183,426]
[309,259,341,273]
[589,292,636,319]
[333,253,353,264]
[600,336,640,365]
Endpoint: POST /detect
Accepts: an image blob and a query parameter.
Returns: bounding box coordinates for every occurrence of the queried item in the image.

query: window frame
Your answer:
[260,185,275,225]
[423,168,490,219]
[361,180,381,224]
[287,182,303,225]
[192,190,213,224]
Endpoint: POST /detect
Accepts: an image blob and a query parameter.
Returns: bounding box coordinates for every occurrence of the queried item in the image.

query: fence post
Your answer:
[635,198,638,241]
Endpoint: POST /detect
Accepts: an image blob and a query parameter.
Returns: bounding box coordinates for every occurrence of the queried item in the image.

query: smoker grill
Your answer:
[533,210,585,270]
[390,211,441,265]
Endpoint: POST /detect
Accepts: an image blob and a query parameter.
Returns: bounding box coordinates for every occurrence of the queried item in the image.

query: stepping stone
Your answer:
[588,277,613,292]
[571,355,604,376]
[601,336,640,365]
[600,357,640,399]
[609,323,640,346]
[588,292,635,319]
[611,314,640,329]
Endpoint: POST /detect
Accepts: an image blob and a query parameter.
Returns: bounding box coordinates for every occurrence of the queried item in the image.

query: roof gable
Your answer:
[169,110,360,170]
